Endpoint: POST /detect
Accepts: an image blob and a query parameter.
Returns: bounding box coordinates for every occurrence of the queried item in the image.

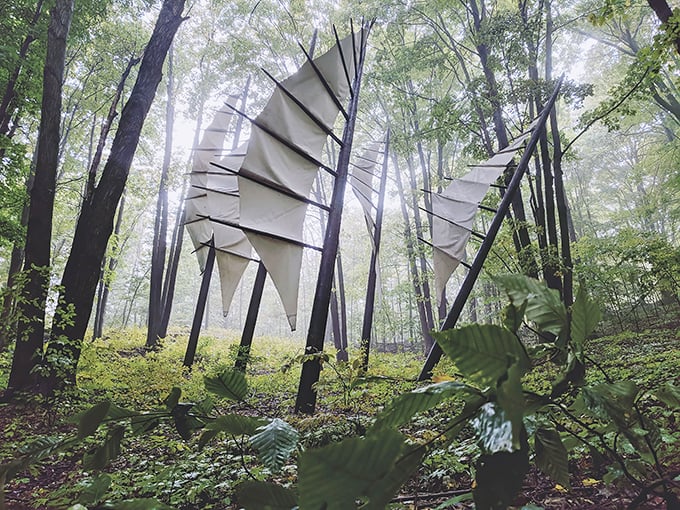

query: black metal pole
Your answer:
[184,238,215,368]
[418,78,563,381]
[360,130,390,371]
[295,27,369,414]
[234,261,267,372]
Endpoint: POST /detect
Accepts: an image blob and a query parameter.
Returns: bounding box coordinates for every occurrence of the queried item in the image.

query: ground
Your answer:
[0,321,678,509]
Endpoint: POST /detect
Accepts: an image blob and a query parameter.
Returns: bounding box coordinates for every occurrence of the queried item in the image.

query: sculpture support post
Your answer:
[234,261,267,372]
[184,237,215,368]
[295,27,369,414]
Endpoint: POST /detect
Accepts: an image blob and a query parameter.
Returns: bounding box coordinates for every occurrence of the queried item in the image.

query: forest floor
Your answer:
[0,318,678,510]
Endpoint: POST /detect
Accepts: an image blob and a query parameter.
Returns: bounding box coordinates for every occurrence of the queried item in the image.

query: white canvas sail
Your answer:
[206,148,252,317]
[185,97,239,271]
[238,31,363,331]
[350,142,382,240]
[432,128,534,303]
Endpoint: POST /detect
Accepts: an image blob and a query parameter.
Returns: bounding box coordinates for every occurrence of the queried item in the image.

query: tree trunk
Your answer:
[647,0,680,54]
[92,191,126,340]
[470,0,538,278]
[146,47,175,348]
[84,55,140,204]
[7,0,74,392]
[159,99,206,338]
[44,0,186,391]
[391,151,435,355]
[405,154,436,334]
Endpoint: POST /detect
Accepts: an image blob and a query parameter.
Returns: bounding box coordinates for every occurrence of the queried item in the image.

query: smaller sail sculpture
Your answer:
[185,93,253,318]
[432,129,535,303]
[236,31,363,331]
[350,141,382,243]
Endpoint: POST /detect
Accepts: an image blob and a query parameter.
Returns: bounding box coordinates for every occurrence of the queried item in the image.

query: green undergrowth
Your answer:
[1,311,678,510]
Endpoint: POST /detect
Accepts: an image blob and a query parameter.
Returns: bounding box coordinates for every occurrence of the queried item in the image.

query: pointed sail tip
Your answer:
[288,315,297,331]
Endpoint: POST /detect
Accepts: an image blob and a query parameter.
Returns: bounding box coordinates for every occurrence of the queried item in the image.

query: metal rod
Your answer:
[234,261,267,372]
[184,237,216,368]
[295,24,370,415]
[332,25,354,97]
[203,215,323,252]
[298,43,349,120]
[192,185,238,198]
[418,206,486,240]
[417,236,472,269]
[223,102,338,177]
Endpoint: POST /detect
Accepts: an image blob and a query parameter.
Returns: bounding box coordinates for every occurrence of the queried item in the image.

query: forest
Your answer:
[0,0,679,508]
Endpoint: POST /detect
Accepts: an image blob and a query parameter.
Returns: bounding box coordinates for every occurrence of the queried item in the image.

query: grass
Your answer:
[1,319,679,509]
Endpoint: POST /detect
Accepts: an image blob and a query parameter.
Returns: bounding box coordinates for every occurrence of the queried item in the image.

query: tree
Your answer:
[146,47,175,349]
[43,0,187,391]
[7,0,75,392]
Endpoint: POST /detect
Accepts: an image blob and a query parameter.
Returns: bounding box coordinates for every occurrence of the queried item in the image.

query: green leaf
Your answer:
[551,353,586,398]
[361,445,425,510]
[163,387,181,410]
[206,414,266,436]
[83,425,125,471]
[433,492,473,510]
[130,415,159,436]
[236,481,297,509]
[654,382,680,408]
[76,401,111,439]
[197,429,220,450]
[434,324,530,388]
[534,428,570,488]
[106,404,137,420]
[194,396,214,416]
[171,403,203,440]
[250,419,299,473]
[496,362,525,450]
[581,381,639,428]
[496,274,567,335]
[472,402,516,455]
[372,380,479,431]
[570,285,600,355]
[298,429,415,510]
[204,369,248,401]
[502,301,527,333]
[79,473,112,505]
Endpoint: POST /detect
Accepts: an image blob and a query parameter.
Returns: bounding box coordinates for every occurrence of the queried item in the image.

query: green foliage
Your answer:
[204,368,249,402]
[495,274,568,337]
[574,230,680,332]
[235,481,297,510]
[249,418,299,473]
[3,278,679,509]
[372,380,479,431]
[534,428,570,488]
[297,429,421,510]
[434,324,530,388]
